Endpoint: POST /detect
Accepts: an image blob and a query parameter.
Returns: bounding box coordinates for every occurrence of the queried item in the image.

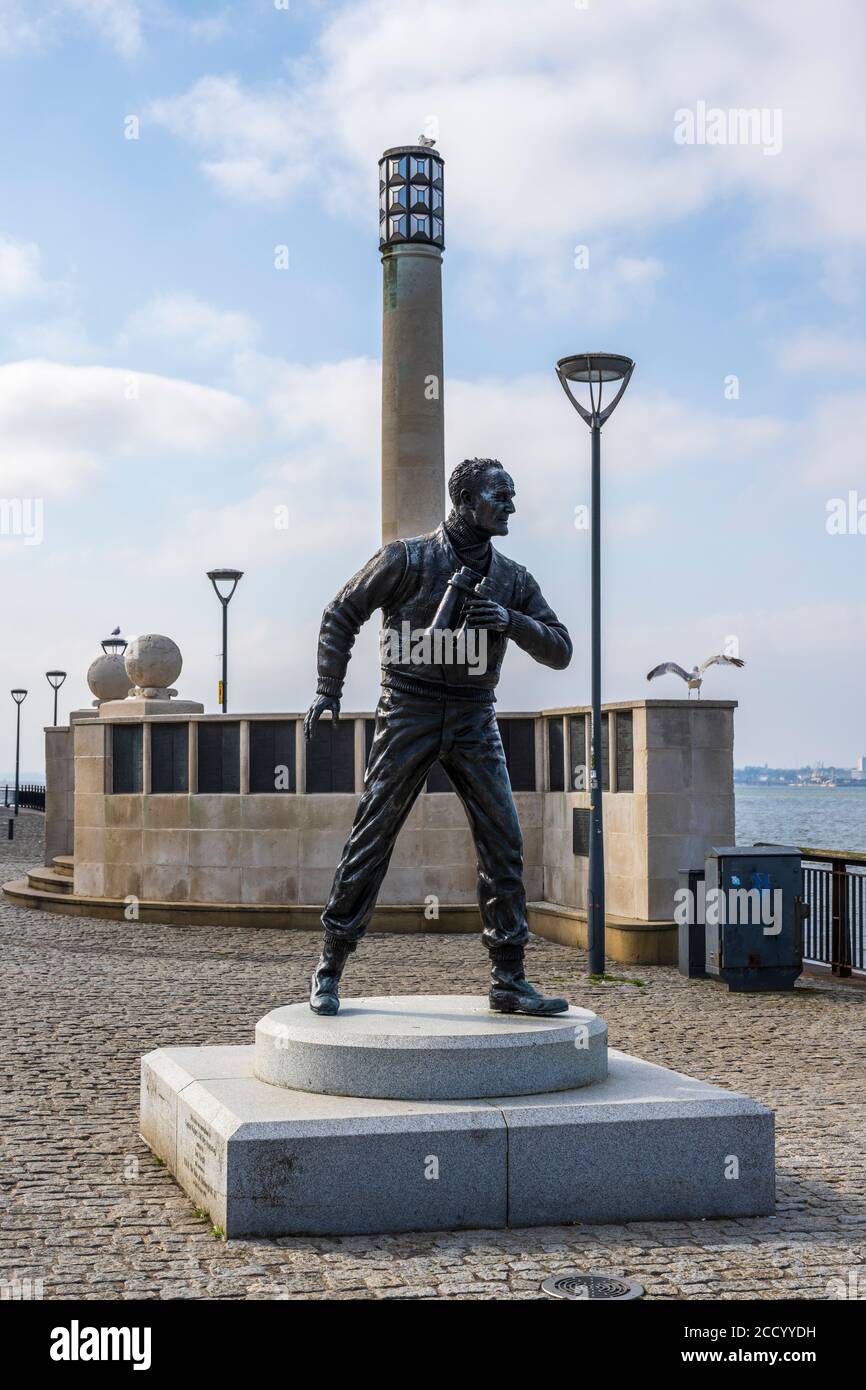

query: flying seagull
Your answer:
[646,654,745,698]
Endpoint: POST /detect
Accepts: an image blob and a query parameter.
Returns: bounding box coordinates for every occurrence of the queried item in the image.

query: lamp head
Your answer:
[46,670,67,691]
[101,633,127,658]
[11,688,27,705]
[207,568,244,604]
[556,352,635,428]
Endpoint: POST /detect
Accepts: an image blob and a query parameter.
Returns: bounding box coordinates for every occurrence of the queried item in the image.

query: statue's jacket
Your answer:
[316,523,572,703]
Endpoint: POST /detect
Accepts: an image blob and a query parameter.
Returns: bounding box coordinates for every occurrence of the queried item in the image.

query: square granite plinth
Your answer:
[140,1046,774,1237]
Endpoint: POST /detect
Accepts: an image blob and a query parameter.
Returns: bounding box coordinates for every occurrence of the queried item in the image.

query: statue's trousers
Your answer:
[320,687,529,949]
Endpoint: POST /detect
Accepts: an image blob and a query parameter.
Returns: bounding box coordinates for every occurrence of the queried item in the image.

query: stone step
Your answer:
[28,867,73,895]
[53,856,74,878]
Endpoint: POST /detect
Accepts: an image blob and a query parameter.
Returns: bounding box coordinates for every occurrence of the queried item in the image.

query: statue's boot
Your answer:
[310,933,355,1016]
[488,945,569,1016]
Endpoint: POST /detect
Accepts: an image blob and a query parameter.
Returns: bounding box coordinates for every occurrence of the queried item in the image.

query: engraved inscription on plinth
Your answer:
[176,1097,227,1222]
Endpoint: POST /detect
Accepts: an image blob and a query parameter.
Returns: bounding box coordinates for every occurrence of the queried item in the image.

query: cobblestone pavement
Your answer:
[2,812,864,1301]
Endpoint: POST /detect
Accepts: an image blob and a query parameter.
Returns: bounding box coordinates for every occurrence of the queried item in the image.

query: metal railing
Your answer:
[758,842,866,976]
[800,849,865,977]
[3,783,45,812]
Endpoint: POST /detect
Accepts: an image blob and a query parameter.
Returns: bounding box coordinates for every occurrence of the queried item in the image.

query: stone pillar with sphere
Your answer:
[97,634,203,717]
[42,632,202,864]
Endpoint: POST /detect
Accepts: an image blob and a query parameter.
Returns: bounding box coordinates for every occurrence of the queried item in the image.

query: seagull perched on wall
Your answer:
[646,654,745,698]
[418,133,437,147]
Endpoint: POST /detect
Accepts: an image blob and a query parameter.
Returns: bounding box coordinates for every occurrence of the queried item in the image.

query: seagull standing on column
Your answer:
[646,654,745,698]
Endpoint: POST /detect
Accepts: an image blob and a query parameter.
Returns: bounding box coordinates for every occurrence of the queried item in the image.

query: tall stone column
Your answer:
[379,144,446,543]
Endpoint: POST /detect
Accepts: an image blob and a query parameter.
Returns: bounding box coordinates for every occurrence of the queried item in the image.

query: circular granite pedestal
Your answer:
[254,995,608,1100]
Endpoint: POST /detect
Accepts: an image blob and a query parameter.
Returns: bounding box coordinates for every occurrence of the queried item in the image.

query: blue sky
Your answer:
[1,0,865,774]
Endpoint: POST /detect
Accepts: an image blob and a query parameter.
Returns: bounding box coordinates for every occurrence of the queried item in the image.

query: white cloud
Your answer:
[781,389,866,488]
[0,360,253,496]
[119,293,258,357]
[778,329,866,375]
[0,234,99,360]
[445,370,788,543]
[145,0,866,272]
[245,354,380,462]
[144,352,789,585]
[147,75,317,202]
[2,343,863,762]
[8,315,96,361]
[65,0,141,57]
[615,256,664,289]
[0,237,48,301]
[150,486,367,580]
[459,242,666,323]
[186,12,230,44]
[0,1,43,53]
[147,354,382,577]
[0,0,142,57]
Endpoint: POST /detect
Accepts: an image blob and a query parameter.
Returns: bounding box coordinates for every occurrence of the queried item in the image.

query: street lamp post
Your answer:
[45,670,67,726]
[11,688,27,817]
[556,352,635,976]
[207,569,244,714]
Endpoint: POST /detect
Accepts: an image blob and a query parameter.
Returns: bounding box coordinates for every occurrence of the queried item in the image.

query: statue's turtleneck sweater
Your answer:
[443,509,492,575]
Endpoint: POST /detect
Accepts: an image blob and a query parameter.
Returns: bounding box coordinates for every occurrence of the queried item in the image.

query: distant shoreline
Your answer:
[735,783,866,790]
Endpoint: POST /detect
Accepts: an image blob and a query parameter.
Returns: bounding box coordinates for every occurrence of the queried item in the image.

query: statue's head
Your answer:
[448,457,515,537]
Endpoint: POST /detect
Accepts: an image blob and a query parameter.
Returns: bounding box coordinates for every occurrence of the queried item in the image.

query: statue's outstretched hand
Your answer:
[304,695,340,741]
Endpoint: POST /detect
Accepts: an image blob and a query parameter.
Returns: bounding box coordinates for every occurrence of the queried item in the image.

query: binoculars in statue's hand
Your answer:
[421,566,497,640]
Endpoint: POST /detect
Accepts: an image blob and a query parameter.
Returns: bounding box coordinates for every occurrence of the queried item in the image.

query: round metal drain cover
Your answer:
[542,1273,644,1301]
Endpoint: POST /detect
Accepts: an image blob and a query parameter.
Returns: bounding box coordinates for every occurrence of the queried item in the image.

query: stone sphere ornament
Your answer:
[124,634,183,700]
[86,654,132,706]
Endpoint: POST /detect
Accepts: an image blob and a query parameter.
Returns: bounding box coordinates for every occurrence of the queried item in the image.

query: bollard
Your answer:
[7,817,13,840]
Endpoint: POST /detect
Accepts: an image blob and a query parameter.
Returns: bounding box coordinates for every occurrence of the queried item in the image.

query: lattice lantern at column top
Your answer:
[378,146,444,250]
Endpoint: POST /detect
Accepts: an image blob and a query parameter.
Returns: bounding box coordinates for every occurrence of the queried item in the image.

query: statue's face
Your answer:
[462,469,516,536]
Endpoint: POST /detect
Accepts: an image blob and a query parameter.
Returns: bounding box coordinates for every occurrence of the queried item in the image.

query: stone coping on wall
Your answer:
[539,699,737,715]
[92,709,551,721]
[89,710,552,722]
[86,698,737,722]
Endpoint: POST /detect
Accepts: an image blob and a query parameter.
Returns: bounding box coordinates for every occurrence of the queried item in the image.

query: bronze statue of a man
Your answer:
[304,457,572,1016]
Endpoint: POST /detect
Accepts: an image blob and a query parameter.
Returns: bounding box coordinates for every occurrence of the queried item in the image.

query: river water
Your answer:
[735,786,866,854]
